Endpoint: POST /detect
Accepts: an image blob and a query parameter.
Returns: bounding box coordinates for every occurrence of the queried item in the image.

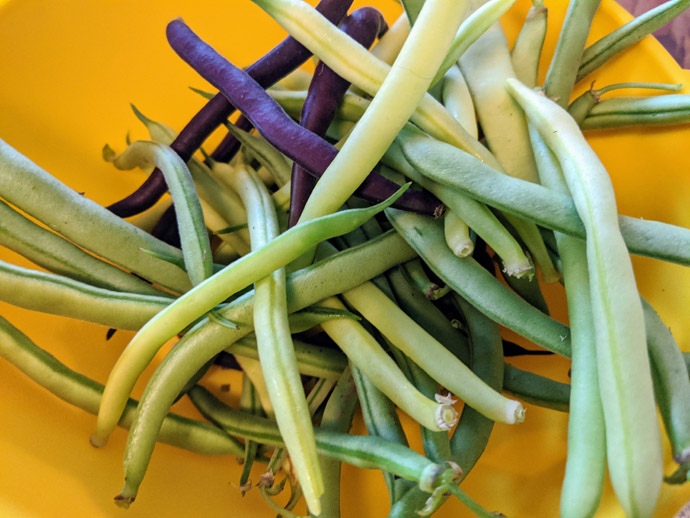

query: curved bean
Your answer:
[370,13,410,65]
[440,65,478,140]
[384,140,532,277]
[530,125,606,518]
[294,0,468,222]
[106,140,213,286]
[449,296,502,477]
[341,283,525,424]
[107,230,417,504]
[502,364,570,412]
[581,94,690,129]
[289,6,387,227]
[567,82,682,125]
[315,368,359,518]
[318,296,458,433]
[351,364,412,504]
[432,0,518,87]
[643,299,690,464]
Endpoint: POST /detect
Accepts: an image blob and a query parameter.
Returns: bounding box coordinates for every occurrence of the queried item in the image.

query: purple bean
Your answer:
[288,7,387,227]
[107,0,353,217]
[167,19,442,215]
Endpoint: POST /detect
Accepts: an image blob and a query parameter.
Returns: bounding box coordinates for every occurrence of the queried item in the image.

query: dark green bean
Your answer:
[544,0,601,106]
[387,209,571,357]
[581,94,690,129]
[0,314,243,456]
[577,0,690,82]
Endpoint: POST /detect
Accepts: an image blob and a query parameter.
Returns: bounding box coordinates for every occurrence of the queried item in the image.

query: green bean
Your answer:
[581,94,690,130]
[388,298,502,515]
[188,385,459,491]
[232,163,323,515]
[0,199,163,295]
[250,0,501,170]
[0,259,169,330]
[113,230,418,505]
[431,0,518,87]
[0,314,243,456]
[342,282,525,424]
[577,0,690,82]
[190,385,496,517]
[510,1,547,88]
[498,265,550,315]
[440,65,478,140]
[285,305,361,333]
[318,296,458,432]
[387,265,471,365]
[502,364,570,412]
[222,122,292,187]
[385,139,532,277]
[530,125,605,518]
[567,82,683,125]
[293,0,469,222]
[238,373,262,491]
[404,259,448,300]
[401,0,425,25]
[0,138,191,292]
[92,187,409,447]
[387,208,571,357]
[508,78,662,518]
[229,335,347,380]
[351,364,412,505]
[398,132,690,266]
[106,140,213,286]
[643,299,690,464]
[449,295,503,478]
[312,367,359,518]
[544,0,602,107]
[130,106,252,254]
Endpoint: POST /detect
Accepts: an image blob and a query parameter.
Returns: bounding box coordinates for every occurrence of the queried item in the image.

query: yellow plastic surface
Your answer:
[0,1,688,517]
